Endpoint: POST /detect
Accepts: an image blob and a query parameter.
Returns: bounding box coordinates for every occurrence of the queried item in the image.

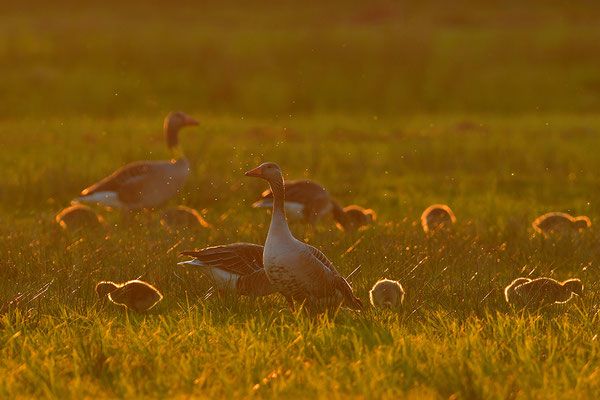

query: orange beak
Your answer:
[245,166,263,177]
[184,116,199,126]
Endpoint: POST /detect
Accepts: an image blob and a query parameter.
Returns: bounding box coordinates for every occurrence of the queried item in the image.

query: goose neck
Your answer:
[170,144,184,161]
[268,175,291,236]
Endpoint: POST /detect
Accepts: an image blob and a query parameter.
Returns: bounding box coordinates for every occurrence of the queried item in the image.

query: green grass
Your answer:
[2,1,600,399]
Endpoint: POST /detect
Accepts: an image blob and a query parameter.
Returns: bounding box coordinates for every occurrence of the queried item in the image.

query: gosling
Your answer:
[96,280,163,312]
[421,204,456,233]
[505,277,582,308]
[159,205,209,231]
[532,212,590,236]
[56,204,104,231]
[369,279,405,308]
[504,277,532,305]
[336,205,376,231]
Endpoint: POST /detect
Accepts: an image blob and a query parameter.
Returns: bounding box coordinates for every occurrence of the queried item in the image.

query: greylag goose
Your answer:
[56,204,104,231]
[96,280,163,312]
[160,205,210,231]
[504,277,532,306]
[252,180,332,227]
[369,279,404,308]
[532,212,591,236]
[178,243,276,297]
[73,111,198,211]
[245,162,363,313]
[421,204,456,233]
[505,277,582,308]
[253,179,374,230]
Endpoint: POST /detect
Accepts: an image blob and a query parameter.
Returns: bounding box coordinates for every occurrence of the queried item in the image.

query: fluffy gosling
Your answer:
[159,205,209,231]
[421,204,456,233]
[336,205,376,231]
[96,280,163,312]
[532,212,591,236]
[505,277,582,308]
[504,277,532,305]
[56,204,104,231]
[369,279,405,308]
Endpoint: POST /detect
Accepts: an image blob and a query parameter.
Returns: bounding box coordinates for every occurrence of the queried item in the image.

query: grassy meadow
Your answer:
[2,1,600,398]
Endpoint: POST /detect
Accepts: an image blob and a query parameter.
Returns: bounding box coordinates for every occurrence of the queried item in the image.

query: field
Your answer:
[2,1,600,398]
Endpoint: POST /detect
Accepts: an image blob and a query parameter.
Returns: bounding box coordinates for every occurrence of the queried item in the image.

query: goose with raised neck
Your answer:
[245,162,363,313]
[73,111,198,211]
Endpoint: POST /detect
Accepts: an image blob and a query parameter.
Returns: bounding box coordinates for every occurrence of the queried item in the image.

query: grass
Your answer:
[2,1,600,399]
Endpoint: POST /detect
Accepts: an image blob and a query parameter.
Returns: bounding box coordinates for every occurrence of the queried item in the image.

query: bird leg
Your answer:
[284,295,295,312]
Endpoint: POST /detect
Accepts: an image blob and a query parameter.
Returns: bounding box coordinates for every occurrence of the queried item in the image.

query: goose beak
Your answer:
[184,116,199,126]
[245,166,263,177]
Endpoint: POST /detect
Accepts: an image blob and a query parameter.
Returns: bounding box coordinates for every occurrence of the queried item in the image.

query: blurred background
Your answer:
[2,0,599,118]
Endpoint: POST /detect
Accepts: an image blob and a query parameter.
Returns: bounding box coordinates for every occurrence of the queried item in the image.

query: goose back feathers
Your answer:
[253,180,332,224]
[179,243,276,297]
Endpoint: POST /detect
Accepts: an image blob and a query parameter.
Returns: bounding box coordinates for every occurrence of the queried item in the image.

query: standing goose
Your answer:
[178,243,276,297]
[421,204,456,233]
[532,212,591,236]
[253,179,374,231]
[95,280,163,312]
[246,162,363,313]
[73,112,198,211]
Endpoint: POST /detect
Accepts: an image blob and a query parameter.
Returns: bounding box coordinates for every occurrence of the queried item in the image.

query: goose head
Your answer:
[563,278,583,296]
[95,281,119,298]
[573,216,591,230]
[245,162,283,183]
[164,111,199,155]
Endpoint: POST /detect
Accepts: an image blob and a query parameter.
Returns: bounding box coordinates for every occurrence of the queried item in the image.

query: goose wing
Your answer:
[180,243,264,275]
[81,161,157,196]
[258,180,329,204]
[299,243,362,310]
[236,269,277,297]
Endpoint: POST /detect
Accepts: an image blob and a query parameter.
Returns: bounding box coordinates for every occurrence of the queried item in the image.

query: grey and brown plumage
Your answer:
[246,162,363,313]
[56,204,104,231]
[252,180,333,228]
[95,280,163,312]
[73,112,198,211]
[504,277,582,308]
[421,204,456,233]
[253,179,374,230]
[178,243,276,297]
[532,212,591,236]
[369,279,404,308]
[160,205,210,231]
